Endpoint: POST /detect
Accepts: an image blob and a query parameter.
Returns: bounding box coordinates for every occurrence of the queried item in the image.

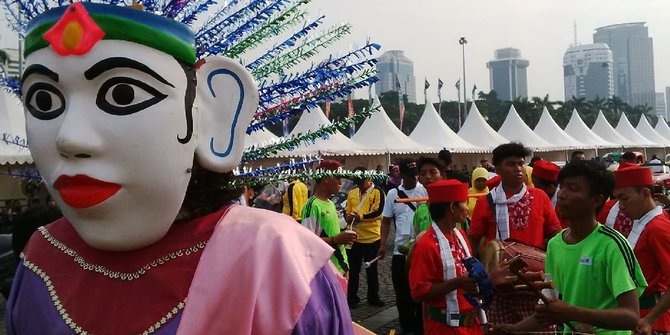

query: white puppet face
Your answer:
[24,40,197,250]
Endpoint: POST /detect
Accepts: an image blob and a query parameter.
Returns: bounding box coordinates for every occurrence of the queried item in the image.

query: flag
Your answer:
[455,79,460,91]
[397,75,405,131]
[282,118,289,137]
[472,84,478,101]
[347,94,355,137]
[424,79,430,90]
[424,78,430,104]
[437,78,443,116]
[325,100,331,119]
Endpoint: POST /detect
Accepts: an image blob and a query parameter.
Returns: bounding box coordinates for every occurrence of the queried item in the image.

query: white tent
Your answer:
[654,117,670,142]
[591,111,636,147]
[533,107,587,149]
[564,109,616,148]
[497,105,558,151]
[457,103,508,150]
[636,115,669,145]
[244,128,279,149]
[0,91,32,165]
[409,100,486,153]
[352,97,433,154]
[277,107,372,156]
[615,113,659,147]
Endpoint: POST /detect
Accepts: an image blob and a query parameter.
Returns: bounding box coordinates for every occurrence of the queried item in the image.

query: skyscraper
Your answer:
[563,44,613,100]
[593,22,655,109]
[375,50,417,103]
[486,48,529,101]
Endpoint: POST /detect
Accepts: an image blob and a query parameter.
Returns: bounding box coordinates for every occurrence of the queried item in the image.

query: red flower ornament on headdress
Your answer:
[42,2,105,56]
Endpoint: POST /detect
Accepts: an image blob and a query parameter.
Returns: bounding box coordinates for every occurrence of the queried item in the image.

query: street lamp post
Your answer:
[459,37,467,126]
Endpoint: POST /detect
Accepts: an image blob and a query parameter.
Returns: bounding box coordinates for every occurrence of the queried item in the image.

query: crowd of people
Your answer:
[223,145,670,335]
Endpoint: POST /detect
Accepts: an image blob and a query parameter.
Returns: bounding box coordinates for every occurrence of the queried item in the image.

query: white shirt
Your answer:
[382,182,427,255]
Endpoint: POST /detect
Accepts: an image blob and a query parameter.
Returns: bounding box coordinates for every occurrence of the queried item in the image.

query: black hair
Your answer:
[533,177,558,188]
[176,59,197,144]
[438,149,453,166]
[529,156,543,167]
[492,142,531,166]
[557,160,614,213]
[352,166,368,184]
[181,159,243,221]
[417,156,445,174]
[570,150,585,160]
[622,151,636,161]
[428,202,456,222]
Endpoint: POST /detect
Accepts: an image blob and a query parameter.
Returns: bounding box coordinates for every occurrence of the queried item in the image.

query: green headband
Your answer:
[24,3,196,65]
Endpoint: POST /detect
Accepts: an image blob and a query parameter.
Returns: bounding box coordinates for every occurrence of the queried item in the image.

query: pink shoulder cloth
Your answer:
[177,205,333,334]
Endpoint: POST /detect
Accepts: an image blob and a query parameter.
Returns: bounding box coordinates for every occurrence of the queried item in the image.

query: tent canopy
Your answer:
[654,117,670,143]
[591,110,637,147]
[457,103,508,150]
[533,107,588,149]
[352,96,433,154]
[244,128,279,149]
[497,105,559,151]
[409,100,486,153]
[0,91,32,165]
[564,109,617,148]
[277,107,373,157]
[615,113,660,147]
[635,115,668,145]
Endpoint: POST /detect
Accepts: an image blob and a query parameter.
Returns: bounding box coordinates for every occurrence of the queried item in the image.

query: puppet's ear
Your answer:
[194,56,258,172]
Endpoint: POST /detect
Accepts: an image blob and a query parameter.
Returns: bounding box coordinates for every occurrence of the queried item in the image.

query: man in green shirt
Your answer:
[302,160,357,276]
[498,160,647,335]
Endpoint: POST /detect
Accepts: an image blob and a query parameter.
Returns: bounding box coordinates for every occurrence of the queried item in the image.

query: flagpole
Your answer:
[456,81,462,131]
[459,37,468,120]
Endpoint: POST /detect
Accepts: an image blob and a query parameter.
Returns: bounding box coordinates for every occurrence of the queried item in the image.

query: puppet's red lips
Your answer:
[54,174,121,208]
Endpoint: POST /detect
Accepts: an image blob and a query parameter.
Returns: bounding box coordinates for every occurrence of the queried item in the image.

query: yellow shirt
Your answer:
[345,185,384,243]
[282,180,309,221]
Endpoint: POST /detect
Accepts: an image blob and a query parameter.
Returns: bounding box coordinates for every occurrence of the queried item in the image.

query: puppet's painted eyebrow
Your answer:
[84,57,174,88]
[22,64,59,84]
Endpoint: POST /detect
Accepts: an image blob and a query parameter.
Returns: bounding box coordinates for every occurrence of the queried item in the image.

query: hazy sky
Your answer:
[1,0,667,104]
[311,0,670,103]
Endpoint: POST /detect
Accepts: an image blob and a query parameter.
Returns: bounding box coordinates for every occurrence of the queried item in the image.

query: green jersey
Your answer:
[413,203,469,237]
[301,196,349,275]
[546,224,647,335]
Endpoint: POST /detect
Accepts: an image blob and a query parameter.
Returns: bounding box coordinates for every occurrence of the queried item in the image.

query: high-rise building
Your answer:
[375,50,417,103]
[593,22,655,109]
[656,92,667,119]
[563,44,613,101]
[486,47,529,101]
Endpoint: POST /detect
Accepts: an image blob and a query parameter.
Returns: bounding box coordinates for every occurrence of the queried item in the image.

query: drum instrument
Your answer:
[480,240,545,274]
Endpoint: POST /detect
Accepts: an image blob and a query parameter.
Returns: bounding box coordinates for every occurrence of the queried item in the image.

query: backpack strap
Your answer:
[396,187,417,212]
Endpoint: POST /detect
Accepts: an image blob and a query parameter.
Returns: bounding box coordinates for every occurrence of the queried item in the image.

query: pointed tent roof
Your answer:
[497,105,559,151]
[278,107,373,156]
[457,103,508,150]
[244,128,279,149]
[409,100,486,153]
[564,109,616,148]
[352,96,433,154]
[615,113,659,147]
[533,107,588,148]
[654,117,670,142]
[591,110,636,147]
[636,115,669,145]
[0,91,32,165]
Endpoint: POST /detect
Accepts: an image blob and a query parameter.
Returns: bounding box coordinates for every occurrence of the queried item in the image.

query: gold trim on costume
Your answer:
[37,226,207,281]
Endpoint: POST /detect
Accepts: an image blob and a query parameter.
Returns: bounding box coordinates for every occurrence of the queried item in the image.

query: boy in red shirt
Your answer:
[468,143,562,324]
[409,180,482,335]
[613,166,670,335]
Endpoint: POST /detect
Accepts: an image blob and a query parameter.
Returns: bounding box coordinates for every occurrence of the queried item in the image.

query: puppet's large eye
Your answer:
[24,83,66,120]
[96,77,167,116]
